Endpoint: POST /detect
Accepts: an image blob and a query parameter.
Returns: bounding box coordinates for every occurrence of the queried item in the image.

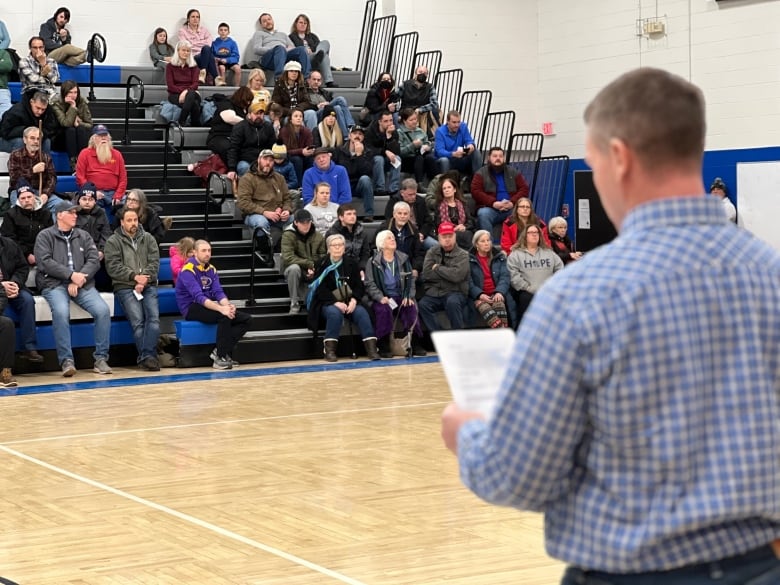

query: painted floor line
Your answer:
[1,356,440,397]
[1,400,449,446]
[0,444,369,585]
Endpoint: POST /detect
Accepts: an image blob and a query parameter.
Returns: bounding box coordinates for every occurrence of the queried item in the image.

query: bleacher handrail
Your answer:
[121,75,145,146]
[389,32,419,87]
[159,121,184,194]
[204,172,229,239]
[356,0,377,84]
[87,33,107,102]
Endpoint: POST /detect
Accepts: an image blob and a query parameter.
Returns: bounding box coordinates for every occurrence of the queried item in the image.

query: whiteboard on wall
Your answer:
[736,161,780,251]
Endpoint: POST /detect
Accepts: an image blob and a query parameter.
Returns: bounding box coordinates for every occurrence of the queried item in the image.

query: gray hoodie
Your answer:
[507,247,563,293]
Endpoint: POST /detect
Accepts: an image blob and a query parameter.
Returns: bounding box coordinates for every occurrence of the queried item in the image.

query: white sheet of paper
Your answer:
[432,329,516,419]
[390,157,402,169]
[578,199,591,229]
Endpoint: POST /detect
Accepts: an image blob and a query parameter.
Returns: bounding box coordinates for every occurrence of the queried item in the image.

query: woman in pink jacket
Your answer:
[177,9,218,85]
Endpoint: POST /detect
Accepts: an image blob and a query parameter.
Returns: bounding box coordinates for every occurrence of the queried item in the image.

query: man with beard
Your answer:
[75,182,111,260]
[104,207,161,371]
[236,149,292,235]
[75,125,127,225]
[7,126,64,215]
[0,90,58,153]
[176,239,251,370]
[251,12,310,80]
[364,110,401,198]
[0,181,53,270]
[471,146,530,234]
[332,125,375,215]
[398,65,440,132]
[226,101,276,180]
[35,200,112,377]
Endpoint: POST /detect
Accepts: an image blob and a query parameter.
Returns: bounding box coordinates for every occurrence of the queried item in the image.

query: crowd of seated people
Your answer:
[0,10,587,378]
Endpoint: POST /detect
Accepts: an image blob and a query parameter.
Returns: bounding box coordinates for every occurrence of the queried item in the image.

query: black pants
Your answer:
[0,316,16,368]
[64,126,91,159]
[206,136,230,166]
[401,153,437,184]
[168,91,202,127]
[185,303,251,358]
[511,289,534,325]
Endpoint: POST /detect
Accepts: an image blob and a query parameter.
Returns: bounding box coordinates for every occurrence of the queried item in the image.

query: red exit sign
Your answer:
[542,122,555,136]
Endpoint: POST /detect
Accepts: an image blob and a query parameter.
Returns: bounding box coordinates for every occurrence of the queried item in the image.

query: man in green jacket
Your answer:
[281,209,326,314]
[104,207,161,371]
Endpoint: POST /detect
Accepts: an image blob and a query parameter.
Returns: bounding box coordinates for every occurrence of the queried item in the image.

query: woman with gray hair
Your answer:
[307,233,380,362]
[468,230,512,328]
[548,216,582,265]
[365,230,426,357]
[166,40,202,127]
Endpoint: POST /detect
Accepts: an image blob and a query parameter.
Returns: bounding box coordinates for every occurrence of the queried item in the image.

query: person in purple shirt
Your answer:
[175,239,251,370]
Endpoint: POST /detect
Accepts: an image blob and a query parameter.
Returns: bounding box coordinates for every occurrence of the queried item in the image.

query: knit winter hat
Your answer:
[710,177,727,194]
[16,178,33,195]
[77,182,98,200]
[283,60,302,72]
[271,142,287,160]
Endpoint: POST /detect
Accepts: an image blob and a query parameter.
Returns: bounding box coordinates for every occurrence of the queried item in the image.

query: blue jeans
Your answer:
[8,289,37,351]
[305,96,354,136]
[418,292,468,331]
[115,287,160,362]
[237,160,251,177]
[0,88,11,121]
[372,155,400,193]
[260,46,311,78]
[41,285,110,364]
[10,189,65,221]
[194,46,218,79]
[560,545,780,585]
[322,303,374,340]
[353,175,375,216]
[477,206,512,233]
[311,40,334,84]
[0,136,51,153]
[436,150,482,177]
[244,213,292,234]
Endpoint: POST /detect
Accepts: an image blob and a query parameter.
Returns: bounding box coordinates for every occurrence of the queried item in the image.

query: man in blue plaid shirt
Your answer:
[441,68,780,584]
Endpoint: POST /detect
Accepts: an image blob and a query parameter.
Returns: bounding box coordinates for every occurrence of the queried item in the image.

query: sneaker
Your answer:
[289,301,300,315]
[1,368,17,388]
[93,359,113,375]
[228,356,239,367]
[212,355,232,370]
[61,359,76,377]
[139,357,161,371]
[198,69,207,84]
[21,350,44,363]
[215,76,227,87]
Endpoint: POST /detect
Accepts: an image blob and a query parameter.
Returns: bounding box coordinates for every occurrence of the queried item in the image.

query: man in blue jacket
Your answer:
[301,147,353,208]
[175,239,251,370]
[434,110,481,180]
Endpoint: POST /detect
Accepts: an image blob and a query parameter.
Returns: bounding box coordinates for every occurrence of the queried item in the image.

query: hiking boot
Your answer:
[21,350,44,363]
[212,355,232,370]
[1,368,17,388]
[93,358,113,375]
[61,359,76,377]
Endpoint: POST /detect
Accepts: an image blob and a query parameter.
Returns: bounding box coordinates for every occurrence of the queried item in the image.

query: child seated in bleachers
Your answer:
[149,27,174,70]
[212,23,241,86]
[169,236,195,284]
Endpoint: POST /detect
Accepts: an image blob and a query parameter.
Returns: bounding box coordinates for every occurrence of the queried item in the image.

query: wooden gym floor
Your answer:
[0,357,564,584]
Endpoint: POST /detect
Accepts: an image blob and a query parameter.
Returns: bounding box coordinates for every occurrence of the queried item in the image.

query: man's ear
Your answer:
[609,137,632,183]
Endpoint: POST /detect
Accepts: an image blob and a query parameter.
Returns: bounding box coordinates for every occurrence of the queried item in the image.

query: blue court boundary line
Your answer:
[0,356,440,397]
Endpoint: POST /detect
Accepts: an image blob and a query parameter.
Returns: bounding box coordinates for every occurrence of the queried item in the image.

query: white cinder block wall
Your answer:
[5,1,779,158]
[538,0,780,158]
[2,1,367,72]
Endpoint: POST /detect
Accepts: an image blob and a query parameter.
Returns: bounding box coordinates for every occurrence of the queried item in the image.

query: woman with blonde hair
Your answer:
[166,40,202,127]
[312,105,343,148]
[246,68,272,106]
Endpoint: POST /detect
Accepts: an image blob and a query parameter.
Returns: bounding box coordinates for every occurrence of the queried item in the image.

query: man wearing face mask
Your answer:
[399,66,440,132]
